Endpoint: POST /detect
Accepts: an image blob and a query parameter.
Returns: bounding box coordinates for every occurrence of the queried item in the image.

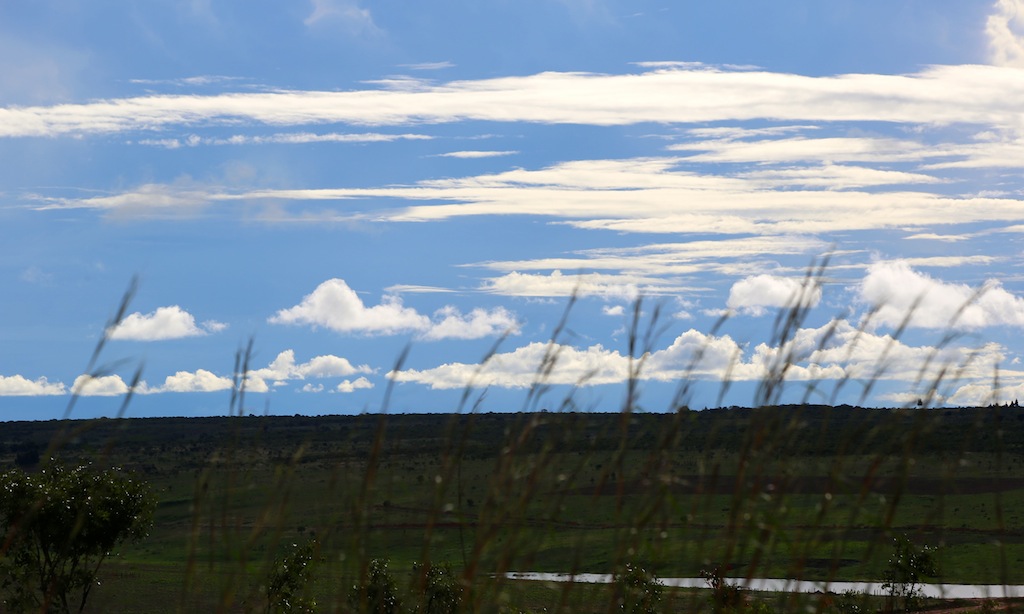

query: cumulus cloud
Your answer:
[948,379,1024,406]
[270,279,430,335]
[859,261,1024,330]
[72,374,132,397]
[390,318,1000,400]
[0,374,66,396]
[107,306,225,341]
[987,0,1024,67]
[726,274,822,316]
[336,377,374,393]
[139,369,235,394]
[419,306,519,340]
[270,278,520,340]
[389,341,633,389]
[251,349,373,381]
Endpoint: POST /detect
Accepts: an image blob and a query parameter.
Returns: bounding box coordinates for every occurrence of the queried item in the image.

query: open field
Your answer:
[2,405,1024,612]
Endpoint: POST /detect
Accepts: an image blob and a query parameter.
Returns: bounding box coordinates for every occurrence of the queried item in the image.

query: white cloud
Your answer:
[138,132,433,148]
[250,349,373,381]
[726,274,822,317]
[35,151,1024,242]
[470,238,826,300]
[336,377,374,393]
[390,318,1002,400]
[8,65,1024,139]
[304,0,378,35]
[389,341,633,389]
[399,61,455,71]
[435,150,518,159]
[0,375,66,396]
[140,369,235,394]
[270,278,519,340]
[107,305,225,341]
[72,374,131,397]
[948,380,1024,406]
[987,0,1024,67]
[270,279,430,335]
[481,270,685,299]
[669,135,936,165]
[299,383,324,393]
[420,306,520,341]
[859,261,1024,330]
[602,305,625,316]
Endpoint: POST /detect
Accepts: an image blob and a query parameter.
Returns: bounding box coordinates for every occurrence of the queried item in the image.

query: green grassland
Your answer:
[3,405,1024,612]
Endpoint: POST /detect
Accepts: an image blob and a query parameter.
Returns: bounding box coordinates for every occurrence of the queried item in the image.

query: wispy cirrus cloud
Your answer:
[399,61,455,71]
[137,132,433,148]
[6,65,1024,139]
[434,150,518,159]
[304,0,379,35]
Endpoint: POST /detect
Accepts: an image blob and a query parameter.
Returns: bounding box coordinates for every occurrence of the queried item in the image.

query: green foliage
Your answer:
[265,539,318,613]
[830,589,869,614]
[881,535,938,612]
[349,558,402,614]
[0,460,155,613]
[413,562,463,614]
[701,566,745,613]
[614,563,663,614]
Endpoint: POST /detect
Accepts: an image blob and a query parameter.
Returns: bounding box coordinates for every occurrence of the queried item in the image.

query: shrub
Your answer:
[614,563,663,614]
[349,558,402,614]
[0,461,155,613]
[413,562,463,614]
[265,539,318,613]
[881,535,938,612]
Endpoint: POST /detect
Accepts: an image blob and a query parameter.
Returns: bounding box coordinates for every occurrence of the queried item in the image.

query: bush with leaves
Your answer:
[413,562,463,614]
[265,539,318,613]
[349,558,402,614]
[881,535,938,612]
[614,563,663,614]
[0,460,155,614]
[701,566,745,613]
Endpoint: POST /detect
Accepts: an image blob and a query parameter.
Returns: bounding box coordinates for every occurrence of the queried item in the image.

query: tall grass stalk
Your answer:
[2,263,1020,613]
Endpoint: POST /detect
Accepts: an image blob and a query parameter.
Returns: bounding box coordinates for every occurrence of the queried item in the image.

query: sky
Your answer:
[3,0,1024,420]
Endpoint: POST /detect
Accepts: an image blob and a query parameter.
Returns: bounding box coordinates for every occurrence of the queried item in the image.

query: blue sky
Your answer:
[3,0,1024,419]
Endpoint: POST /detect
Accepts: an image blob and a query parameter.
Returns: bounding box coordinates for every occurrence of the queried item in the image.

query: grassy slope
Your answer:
[2,406,1023,612]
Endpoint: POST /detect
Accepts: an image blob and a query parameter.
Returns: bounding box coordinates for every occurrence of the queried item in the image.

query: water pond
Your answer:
[505,572,1024,599]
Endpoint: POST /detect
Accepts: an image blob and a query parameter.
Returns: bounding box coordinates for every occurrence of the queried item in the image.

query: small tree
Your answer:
[881,535,938,612]
[701,566,744,613]
[349,558,402,614]
[265,539,318,613]
[413,562,463,614]
[0,461,156,613]
[614,563,664,614]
